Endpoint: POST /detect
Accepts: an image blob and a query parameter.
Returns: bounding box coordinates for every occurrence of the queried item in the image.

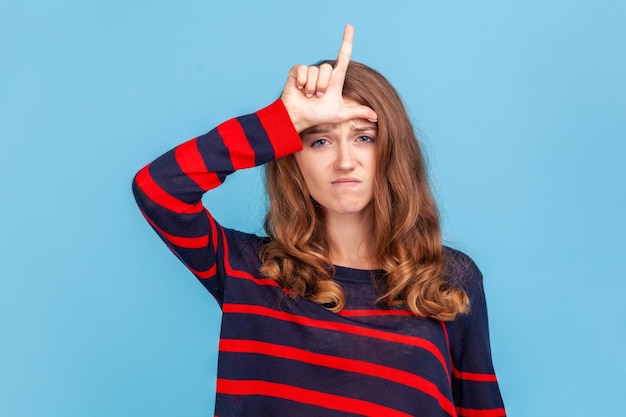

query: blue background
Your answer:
[2,1,624,416]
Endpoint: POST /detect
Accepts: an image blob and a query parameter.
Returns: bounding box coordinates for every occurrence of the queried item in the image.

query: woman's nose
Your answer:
[334,142,356,171]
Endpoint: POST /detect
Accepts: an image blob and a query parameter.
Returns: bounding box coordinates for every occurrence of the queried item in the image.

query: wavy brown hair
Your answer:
[260,61,469,320]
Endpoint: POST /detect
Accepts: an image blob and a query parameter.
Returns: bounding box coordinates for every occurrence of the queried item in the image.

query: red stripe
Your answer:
[152,224,216,279]
[222,303,450,378]
[137,202,215,278]
[217,378,414,417]
[206,208,219,250]
[217,119,255,169]
[231,274,282,287]
[189,263,216,280]
[256,99,303,158]
[440,321,454,393]
[452,367,499,383]
[174,138,222,190]
[220,339,456,416]
[220,227,283,288]
[441,322,498,384]
[339,309,415,317]
[441,321,451,352]
[139,208,208,249]
[456,407,506,417]
[135,166,202,214]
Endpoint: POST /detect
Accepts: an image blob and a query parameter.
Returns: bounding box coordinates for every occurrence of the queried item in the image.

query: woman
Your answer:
[133,25,505,417]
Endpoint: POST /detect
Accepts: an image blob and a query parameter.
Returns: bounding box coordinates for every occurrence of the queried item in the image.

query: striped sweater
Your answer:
[132,99,506,417]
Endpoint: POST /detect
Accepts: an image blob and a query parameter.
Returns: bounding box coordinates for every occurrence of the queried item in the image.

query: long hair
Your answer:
[260,61,469,321]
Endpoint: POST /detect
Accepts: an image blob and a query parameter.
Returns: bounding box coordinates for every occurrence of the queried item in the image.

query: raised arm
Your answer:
[132,100,302,300]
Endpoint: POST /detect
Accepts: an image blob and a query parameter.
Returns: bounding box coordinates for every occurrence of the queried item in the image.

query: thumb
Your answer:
[342,103,378,123]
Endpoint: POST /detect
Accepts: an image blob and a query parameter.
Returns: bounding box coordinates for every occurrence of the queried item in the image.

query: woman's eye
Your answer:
[311,138,329,148]
[356,135,375,143]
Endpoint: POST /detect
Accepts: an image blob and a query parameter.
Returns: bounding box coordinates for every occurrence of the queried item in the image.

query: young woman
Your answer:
[133,25,505,417]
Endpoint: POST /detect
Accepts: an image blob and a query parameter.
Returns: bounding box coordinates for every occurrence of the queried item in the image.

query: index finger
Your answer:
[334,24,354,74]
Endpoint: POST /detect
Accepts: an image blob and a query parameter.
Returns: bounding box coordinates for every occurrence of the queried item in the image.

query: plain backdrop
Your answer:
[1,1,625,416]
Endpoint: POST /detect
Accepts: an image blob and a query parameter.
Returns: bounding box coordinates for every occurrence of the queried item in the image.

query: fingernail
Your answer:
[368,119,378,123]
[297,85,304,90]
[316,91,324,97]
[306,93,313,98]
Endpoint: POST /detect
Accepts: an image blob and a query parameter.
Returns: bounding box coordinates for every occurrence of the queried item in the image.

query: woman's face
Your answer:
[295,100,378,219]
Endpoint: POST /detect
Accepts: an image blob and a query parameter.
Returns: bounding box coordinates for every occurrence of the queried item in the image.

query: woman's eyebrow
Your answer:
[302,126,336,135]
[302,124,377,136]
[353,126,377,132]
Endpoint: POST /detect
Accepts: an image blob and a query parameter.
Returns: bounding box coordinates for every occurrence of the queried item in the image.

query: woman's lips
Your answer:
[332,177,361,187]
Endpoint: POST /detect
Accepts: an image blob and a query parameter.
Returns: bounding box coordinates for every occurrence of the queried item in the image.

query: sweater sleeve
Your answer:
[444,250,506,417]
[131,99,302,303]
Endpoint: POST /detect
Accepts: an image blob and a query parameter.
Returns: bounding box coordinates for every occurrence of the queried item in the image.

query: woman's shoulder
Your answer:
[221,227,268,265]
[443,246,484,292]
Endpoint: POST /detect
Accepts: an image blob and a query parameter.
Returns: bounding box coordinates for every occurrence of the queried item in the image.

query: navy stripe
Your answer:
[237,113,276,164]
[215,392,353,417]
[452,379,505,410]
[133,184,211,239]
[196,128,234,178]
[148,149,204,205]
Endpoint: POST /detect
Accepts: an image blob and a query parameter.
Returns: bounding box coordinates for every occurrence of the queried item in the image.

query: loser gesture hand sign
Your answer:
[281,24,378,133]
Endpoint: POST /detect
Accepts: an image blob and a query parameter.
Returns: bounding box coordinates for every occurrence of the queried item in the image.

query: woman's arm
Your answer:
[444,250,507,416]
[132,100,302,300]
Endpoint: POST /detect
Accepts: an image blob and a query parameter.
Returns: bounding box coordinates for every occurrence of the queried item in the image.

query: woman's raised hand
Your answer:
[281,24,378,133]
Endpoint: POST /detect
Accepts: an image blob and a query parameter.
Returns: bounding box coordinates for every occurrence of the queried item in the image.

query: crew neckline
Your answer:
[333,264,382,283]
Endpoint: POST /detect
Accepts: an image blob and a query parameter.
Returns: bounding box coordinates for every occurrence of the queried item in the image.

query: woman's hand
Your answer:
[281,24,378,133]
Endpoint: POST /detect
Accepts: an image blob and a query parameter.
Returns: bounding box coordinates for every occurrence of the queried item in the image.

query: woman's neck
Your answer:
[325,210,377,270]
